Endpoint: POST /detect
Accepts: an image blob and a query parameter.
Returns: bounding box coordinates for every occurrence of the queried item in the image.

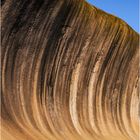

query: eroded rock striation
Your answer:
[1,0,139,140]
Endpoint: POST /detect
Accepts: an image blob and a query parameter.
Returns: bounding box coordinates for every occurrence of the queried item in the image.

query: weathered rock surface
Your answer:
[1,0,139,140]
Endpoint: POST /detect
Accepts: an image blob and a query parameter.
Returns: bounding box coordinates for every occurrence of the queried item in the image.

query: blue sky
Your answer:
[86,0,139,33]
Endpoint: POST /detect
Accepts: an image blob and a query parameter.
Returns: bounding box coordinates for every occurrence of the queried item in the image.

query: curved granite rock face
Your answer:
[1,0,139,140]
